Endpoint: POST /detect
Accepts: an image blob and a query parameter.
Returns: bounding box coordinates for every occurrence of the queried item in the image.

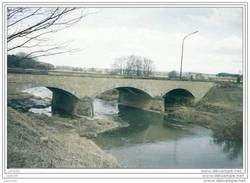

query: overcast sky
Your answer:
[38,7,242,74]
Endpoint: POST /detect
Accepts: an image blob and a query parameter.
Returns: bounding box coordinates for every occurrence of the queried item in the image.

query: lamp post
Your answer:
[179,31,198,80]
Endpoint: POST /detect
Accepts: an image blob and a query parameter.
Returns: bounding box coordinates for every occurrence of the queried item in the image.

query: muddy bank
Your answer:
[7,105,121,168]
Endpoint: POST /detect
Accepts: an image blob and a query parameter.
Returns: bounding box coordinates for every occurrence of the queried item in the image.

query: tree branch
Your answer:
[7,7,89,59]
[8,8,41,27]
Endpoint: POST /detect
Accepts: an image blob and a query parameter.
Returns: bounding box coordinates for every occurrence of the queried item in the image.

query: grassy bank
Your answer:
[169,82,243,142]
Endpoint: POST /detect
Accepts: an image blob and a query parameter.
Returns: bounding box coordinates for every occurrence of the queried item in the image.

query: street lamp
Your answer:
[179,31,198,80]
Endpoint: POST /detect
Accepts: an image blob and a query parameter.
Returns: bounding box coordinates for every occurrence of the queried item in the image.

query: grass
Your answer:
[169,82,243,142]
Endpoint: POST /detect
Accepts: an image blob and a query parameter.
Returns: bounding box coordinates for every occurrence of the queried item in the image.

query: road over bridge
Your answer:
[8,72,214,116]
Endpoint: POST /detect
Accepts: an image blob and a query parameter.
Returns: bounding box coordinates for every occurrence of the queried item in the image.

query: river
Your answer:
[24,87,243,169]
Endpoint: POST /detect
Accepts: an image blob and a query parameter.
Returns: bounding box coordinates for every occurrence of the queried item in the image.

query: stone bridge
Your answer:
[8,73,214,116]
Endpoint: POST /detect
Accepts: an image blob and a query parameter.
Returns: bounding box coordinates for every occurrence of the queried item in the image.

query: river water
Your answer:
[93,99,242,169]
[24,87,243,169]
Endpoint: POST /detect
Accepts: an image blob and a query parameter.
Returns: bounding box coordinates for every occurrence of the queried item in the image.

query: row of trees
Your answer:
[56,65,84,72]
[8,53,54,70]
[111,55,155,77]
[217,72,242,83]
[216,72,241,78]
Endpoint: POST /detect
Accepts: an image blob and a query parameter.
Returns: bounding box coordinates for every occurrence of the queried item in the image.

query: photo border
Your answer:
[1,1,248,180]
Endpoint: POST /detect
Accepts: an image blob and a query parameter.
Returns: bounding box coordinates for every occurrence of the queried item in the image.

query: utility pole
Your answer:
[180,31,198,80]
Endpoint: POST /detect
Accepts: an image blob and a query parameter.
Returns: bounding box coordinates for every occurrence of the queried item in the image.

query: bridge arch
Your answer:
[47,87,79,99]
[93,84,153,98]
[21,86,84,116]
[116,87,152,98]
[163,88,195,110]
[94,86,153,111]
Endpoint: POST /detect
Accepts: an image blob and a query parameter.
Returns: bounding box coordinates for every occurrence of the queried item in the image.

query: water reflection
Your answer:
[212,123,243,161]
[96,105,197,149]
[213,138,243,161]
[94,99,243,168]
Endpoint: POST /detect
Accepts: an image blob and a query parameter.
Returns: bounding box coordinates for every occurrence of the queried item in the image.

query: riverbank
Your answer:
[7,93,121,168]
[168,82,243,142]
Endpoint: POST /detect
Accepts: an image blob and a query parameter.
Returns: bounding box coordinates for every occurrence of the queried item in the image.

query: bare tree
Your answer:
[112,55,155,77]
[112,57,126,75]
[124,56,134,76]
[7,7,90,59]
[134,57,143,76]
[124,55,139,76]
[142,57,154,77]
